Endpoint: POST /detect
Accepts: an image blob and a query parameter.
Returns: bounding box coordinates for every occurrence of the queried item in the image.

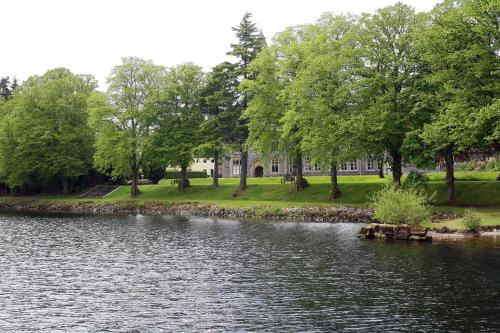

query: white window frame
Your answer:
[366,159,375,171]
[271,158,279,173]
[232,159,241,175]
[350,161,358,171]
[340,162,348,171]
[304,157,311,172]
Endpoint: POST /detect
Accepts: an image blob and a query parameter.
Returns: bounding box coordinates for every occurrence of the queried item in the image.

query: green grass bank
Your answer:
[1,171,498,227]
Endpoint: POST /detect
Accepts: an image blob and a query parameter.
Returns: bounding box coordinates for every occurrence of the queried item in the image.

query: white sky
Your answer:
[1,0,440,90]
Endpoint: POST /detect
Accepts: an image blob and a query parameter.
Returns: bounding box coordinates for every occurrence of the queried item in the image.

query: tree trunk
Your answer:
[378,160,385,178]
[391,150,403,188]
[239,148,248,192]
[178,165,190,189]
[330,163,341,200]
[131,167,140,197]
[294,152,308,191]
[213,150,219,189]
[445,145,455,203]
[61,176,69,195]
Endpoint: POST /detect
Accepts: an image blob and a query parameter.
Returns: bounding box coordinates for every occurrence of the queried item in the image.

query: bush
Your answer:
[462,209,481,232]
[164,171,208,179]
[458,161,477,171]
[402,171,429,194]
[371,185,431,225]
[485,157,499,171]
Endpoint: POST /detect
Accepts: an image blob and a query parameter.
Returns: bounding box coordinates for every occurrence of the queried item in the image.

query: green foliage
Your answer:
[462,209,481,232]
[485,157,499,171]
[164,171,208,179]
[401,171,429,195]
[150,63,205,172]
[371,185,431,225]
[458,161,478,172]
[89,57,164,196]
[0,68,96,192]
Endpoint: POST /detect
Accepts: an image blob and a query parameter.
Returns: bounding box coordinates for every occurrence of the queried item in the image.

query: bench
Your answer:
[170,179,180,186]
[281,175,295,184]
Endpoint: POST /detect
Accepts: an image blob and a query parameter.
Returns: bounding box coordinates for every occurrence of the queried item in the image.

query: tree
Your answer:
[356,3,422,187]
[293,14,362,199]
[198,62,239,188]
[90,57,164,197]
[0,77,18,100]
[0,68,96,194]
[228,12,266,191]
[418,0,499,202]
[243,27,311,191]
[150,63,205,189]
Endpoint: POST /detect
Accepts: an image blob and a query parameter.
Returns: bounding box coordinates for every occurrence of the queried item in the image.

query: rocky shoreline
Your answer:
[0,200,374,223]
[1,199,498,241]
[358,223,500,242]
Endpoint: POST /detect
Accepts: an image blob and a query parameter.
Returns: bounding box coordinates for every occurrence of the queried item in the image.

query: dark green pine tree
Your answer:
[0,77,18,100]
[199,62,240,188]
[227,12,266,191]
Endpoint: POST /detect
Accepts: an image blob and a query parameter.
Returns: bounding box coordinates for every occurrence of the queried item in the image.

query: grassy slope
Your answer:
[106,172,499,206]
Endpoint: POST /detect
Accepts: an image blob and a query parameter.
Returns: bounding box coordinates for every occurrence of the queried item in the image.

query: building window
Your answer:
[203,159,207,163]
[350,161,358,171]
[271,158,279,173]
[366,159,375,171]
[304,157,311,172]
[232,159,241,175]
[210,158,214,163]
[314,163,321,172]
[340,162,348,171]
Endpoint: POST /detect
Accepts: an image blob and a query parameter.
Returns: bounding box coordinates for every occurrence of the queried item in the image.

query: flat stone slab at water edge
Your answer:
[357,224,432,242]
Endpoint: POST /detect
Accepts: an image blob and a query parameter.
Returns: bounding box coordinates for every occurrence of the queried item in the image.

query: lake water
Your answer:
[0,212,499,332]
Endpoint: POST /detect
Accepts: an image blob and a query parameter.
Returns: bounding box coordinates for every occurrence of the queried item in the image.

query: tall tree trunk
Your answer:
[131,167,140,197]
[330,163,341,200]
[178,165,190,189]
[445,145,455,203]
[61,176,69,195]
[378,160,385,178]
[391,150,403,188]
[294,152,308,191]
[213,150,219,189]
[239,147,248,191]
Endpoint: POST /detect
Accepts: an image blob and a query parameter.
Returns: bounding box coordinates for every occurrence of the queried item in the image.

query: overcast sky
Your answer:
[2,0,440,89]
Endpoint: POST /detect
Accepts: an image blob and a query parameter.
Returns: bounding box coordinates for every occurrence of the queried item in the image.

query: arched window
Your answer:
[271,158,279,173]
[232,159,241,175]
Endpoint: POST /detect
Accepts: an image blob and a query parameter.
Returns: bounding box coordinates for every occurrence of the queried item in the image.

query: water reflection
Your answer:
[0,212,499,332]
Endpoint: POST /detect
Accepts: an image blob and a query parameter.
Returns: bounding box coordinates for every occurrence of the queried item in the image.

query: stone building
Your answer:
[221,150,385,178]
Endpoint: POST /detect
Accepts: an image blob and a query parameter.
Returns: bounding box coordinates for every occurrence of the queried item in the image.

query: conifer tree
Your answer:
[227,12,266,191]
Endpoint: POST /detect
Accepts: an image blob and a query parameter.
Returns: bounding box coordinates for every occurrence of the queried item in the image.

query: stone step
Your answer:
[80,185,121,198]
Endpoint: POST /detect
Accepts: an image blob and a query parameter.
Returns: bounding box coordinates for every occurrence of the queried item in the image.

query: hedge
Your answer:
[164,171,208,179]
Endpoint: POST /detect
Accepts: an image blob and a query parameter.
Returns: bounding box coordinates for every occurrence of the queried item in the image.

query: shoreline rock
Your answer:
[0,200,374,223]
[358,224,432,241]
[358,223,500,242]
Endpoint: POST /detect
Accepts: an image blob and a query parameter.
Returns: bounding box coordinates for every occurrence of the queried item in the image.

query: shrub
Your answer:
[462,209,481,232]
[402,171,429,194]
[164,171,208,179]
[371,185,431,226]
[485,157,499,171]
[458,161,477,171]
